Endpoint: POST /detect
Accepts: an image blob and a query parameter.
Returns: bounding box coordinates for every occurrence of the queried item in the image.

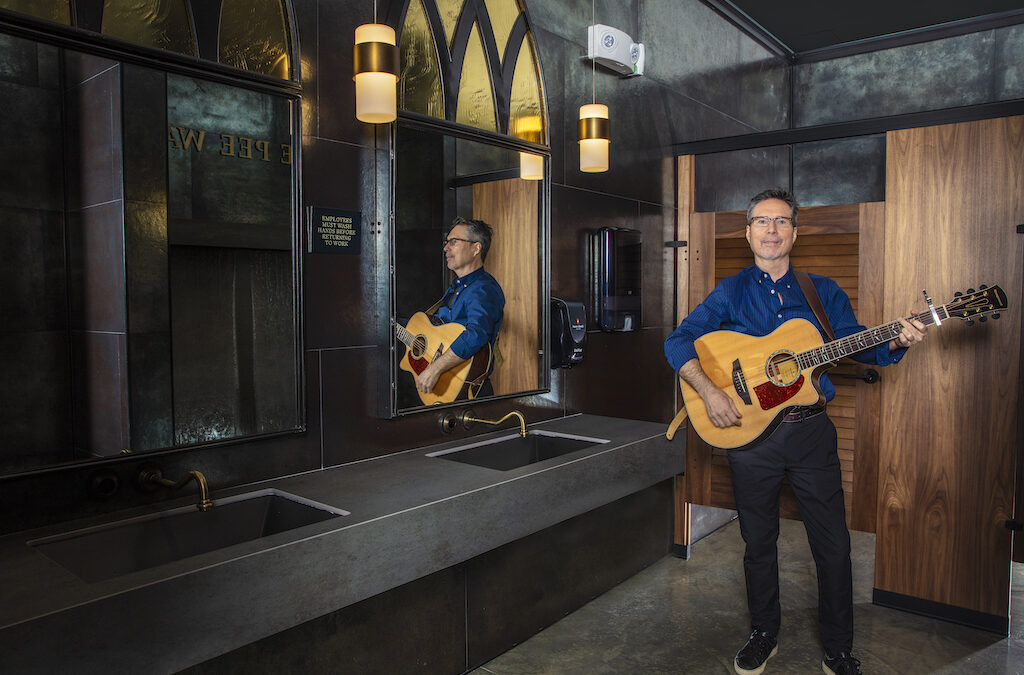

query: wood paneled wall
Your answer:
[473,179,539,395]
[874,116,1023,622]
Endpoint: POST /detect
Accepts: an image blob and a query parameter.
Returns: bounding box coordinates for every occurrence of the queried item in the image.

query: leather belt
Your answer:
[782,406,825,423]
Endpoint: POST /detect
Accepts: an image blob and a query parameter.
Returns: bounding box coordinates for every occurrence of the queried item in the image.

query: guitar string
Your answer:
[735,295,990,390]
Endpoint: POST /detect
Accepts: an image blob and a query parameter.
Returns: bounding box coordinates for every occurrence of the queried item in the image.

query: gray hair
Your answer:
[451,217,493,261]
[747,188,799,225]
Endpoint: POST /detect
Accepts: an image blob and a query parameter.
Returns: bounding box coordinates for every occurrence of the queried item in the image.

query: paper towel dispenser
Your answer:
[591,227,642,331]
[550,297,586,368]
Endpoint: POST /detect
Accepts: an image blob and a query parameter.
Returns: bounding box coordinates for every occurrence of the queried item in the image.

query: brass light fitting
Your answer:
[353,22,399,123]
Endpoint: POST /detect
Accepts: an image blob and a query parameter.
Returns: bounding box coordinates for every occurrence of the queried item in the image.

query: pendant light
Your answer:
[353,2,398,123]
[516,115,544,180]
[579,0,609,172]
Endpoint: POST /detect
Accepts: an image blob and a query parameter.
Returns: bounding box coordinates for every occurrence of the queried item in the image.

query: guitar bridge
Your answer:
[732,359,751,405]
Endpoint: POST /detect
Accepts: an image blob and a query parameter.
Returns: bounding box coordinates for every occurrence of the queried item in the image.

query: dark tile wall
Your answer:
[793,25,1024,128]
[0,36,72,473]
[63,55,129,458]
[0,0,785,530]
[696,23,1024,214]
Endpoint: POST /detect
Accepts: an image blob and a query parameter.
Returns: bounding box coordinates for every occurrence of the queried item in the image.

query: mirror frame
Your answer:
[383,111,551,418]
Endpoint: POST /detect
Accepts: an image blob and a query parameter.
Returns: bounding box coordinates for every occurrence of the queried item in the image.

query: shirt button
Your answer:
[770,289,775,294]
[777,314,782,318]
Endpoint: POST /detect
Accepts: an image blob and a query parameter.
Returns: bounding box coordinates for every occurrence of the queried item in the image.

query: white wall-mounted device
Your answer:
[587,24,645,76]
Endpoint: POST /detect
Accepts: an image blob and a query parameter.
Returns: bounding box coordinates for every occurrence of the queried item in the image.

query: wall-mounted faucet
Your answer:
[458,410,527,438]
[138,467,214,511]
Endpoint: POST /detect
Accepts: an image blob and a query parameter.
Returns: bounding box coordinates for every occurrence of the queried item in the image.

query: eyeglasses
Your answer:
[749,216,794,228]
[442,237,475,248]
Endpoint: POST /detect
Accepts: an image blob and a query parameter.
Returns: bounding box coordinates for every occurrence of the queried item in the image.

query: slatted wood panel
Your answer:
[473,179,539,395]
[875,117,1023,619]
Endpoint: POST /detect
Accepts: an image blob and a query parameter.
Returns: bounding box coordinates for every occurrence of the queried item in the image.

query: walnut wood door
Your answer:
[873,116,1024,632]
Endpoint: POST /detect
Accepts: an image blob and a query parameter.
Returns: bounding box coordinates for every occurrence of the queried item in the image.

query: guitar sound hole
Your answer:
[766,351,800,386]
[411,336,426,359]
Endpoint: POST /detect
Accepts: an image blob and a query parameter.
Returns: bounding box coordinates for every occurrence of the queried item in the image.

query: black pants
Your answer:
[726,413,853,655]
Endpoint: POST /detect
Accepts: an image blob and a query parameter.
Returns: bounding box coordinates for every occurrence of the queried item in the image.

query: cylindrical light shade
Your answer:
[520,152,543,180]
[353,23,399,123]
[578,104,609,173]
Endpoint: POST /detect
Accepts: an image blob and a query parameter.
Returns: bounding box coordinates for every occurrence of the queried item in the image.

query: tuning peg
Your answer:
[966,320,975,326]
[954,291,963,297]
[979,316,988,323]
[967,288,975,294]
[980,284,988,290]
[993,313,1001,320]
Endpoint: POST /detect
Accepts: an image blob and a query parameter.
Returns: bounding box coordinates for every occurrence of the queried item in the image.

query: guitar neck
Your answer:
[799,305,946,368]
[396,324,413,348]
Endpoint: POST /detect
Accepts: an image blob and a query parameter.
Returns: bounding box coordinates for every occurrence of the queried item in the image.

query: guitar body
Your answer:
[398,312,491,406]
[681,318,830,449]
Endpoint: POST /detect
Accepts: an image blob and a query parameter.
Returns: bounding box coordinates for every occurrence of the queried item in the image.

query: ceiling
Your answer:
[721,0,1024,54]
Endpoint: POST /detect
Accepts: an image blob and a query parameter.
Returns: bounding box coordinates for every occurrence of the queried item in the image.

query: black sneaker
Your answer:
[822,651,862,675]
[734,629,777,675]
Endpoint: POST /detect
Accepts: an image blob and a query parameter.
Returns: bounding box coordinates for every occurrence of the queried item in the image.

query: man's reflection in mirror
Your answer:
[398,217,505,405]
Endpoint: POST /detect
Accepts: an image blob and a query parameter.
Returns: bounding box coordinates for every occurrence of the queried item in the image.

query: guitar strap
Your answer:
[795,271,836,341]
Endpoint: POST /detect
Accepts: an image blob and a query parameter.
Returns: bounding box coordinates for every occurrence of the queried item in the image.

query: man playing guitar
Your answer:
[664,188,926,675]
[414,217,504,399]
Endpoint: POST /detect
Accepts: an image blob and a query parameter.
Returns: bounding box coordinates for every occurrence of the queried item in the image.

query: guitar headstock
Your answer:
[944,285,1007,324]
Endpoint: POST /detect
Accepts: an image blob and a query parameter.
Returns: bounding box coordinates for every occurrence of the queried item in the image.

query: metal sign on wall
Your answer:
[308,207,361,254]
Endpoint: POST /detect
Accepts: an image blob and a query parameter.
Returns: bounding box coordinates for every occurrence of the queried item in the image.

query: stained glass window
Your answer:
[400,0,546,144]
[0,0,70,25]
[399,0,444,118]
[219,0,292,79]
[101,0,196,56]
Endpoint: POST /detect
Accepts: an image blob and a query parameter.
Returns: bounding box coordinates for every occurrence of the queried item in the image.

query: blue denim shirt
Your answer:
[435,267,505,359]
[664,266,905,402]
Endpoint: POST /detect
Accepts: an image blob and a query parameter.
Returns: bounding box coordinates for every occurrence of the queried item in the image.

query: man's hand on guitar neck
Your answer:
[416,349,467,394]
[680,358,743,428]
[890,314,927,352]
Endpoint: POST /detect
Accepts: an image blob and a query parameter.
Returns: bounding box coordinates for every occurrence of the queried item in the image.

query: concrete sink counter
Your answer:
[0,414,683,673]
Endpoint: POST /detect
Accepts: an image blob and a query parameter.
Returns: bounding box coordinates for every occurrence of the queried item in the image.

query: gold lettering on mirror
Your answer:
[168,126,293,163]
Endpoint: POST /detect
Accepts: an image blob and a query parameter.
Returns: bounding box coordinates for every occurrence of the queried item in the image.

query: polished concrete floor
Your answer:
[474,518,1024,674]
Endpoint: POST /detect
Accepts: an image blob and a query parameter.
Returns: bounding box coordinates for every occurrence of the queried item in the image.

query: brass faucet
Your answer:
[460,410,527,438]
[138,468,214,511]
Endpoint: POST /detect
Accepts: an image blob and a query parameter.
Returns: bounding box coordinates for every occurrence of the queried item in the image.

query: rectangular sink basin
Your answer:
[29,489,349,583]
[427,430,609,471]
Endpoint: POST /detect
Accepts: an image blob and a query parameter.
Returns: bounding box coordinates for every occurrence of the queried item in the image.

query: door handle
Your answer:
[837,369,880,384]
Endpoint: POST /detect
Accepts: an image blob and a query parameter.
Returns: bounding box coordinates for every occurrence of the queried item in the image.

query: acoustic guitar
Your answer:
[673,285,1007,450]
[397,311,492,406]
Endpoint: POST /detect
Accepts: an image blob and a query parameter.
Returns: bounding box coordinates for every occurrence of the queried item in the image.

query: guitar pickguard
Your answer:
[753,374,804,410]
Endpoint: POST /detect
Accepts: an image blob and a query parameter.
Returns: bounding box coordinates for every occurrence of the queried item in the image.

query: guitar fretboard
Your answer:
[796,305,946,369]
[396,324,414,348]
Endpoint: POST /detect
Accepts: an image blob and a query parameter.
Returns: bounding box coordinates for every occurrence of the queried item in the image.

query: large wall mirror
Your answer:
[389,120,548,415]
[0,30,301,475]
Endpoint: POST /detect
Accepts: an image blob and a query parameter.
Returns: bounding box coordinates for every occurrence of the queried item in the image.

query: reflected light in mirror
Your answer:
[354,23,399,123]
[520,152,543,180]
[578,103,609,173]
[513,114,544,180]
